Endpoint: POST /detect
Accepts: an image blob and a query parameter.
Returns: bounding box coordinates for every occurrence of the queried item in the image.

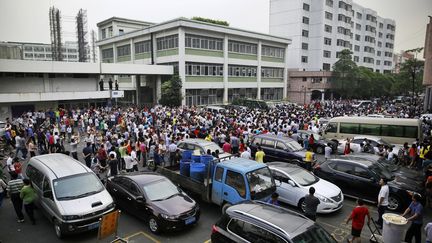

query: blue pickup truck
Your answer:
[158,157,277,212]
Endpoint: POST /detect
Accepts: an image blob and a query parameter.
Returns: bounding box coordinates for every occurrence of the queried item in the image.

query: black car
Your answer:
[313,158,423,211]
[211,201,337,243]
[296,130,338,154]
[250,134,307,165]
[106,173,200,234]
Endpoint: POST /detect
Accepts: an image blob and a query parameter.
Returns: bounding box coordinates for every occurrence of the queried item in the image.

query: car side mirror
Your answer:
[135,196,145,201]
[288,180,296,187]
[43,190,53,199]
[275,179,282,187]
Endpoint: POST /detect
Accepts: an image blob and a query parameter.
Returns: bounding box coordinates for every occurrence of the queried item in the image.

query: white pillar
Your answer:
[257,40,262,100]
[223,35,229,104]
[112,43,117,63]
[130,38,135,63]
[178,27,186,106]
[321,90,325,101]
[283,44,289,100]
[156,75,162,104]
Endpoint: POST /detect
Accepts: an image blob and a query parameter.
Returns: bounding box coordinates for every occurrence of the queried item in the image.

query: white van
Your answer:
[351,100,372,108]
[25,154,115,238]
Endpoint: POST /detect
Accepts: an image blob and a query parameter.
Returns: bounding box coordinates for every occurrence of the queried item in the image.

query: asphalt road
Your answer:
[0,141,431,243]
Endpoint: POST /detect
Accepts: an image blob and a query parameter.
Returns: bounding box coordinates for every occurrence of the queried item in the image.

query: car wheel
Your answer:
[221,203,232,214]
[53,219,64,239]
[148,216,160,234]
[387,195,402,211]
[298,198,306,213]
[316,146,324,154]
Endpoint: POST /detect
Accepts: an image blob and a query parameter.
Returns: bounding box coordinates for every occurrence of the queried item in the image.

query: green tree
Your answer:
[191,17,229,26]
[159,74,183,107]
[392,58,424,96]
[331,49,359,98]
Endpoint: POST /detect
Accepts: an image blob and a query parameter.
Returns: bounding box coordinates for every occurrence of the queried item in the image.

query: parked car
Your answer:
[350,135,403,154]
[313,157,423,211]
[106,172,200,234]
[25,154,115,238]
[249,134,306,165]
[177,139,231,157]
[296,130,338,154]
[211,201,337,243]
[336,139,362,154]
[268,162,343,213]
[206,106,227,114]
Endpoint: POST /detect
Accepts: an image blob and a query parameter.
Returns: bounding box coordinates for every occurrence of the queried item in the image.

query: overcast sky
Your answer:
[0,0,430,54]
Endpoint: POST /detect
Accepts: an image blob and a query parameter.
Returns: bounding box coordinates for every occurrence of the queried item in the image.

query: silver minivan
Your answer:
[25,154,115,238]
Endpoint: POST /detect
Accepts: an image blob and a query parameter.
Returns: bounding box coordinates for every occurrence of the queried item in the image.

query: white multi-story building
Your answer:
[269,0,395,73]
[96,17,291,106]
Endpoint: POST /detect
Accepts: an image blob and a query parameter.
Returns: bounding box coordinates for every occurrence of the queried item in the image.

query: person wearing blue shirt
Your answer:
[402,193,423,243]
[267,192,280,206]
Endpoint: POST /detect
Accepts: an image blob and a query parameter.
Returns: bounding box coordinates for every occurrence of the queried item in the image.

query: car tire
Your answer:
[316,146,324,154]
[148,216,161,234]
[222,203,232,214]
[53,219,64,239]
[298,198,306,213]
[387,194,402,211]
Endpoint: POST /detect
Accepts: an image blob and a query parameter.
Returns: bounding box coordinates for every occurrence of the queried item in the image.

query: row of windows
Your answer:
[185,89,223,106]
[186,62,223,76]
[336,39,350,48]
[337,123,417,139]
[228,65,257,77]
[228,88,258,102]
[102,48,114,59]
[228,40,258,55]
[261,88,283,101]
[385,43,394,49]
[364,36,376,44]
[366,14,377,23]
[135,40,151,54]
[384,61,392,66]
[338,1,352,11]
[156,35,179,51]
[117,45,130,57]
[337,26,351,36]
[261,45,285,58]
[364,57,374,64]
[364,46,375,53]
[262,67,283,78]
[384,52,393,57]
[365,25,376,33]
[185,34,223,51]
[338,14,351,24]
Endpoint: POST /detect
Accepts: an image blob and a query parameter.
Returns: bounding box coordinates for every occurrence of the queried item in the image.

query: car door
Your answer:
[351,165,380,202]
[223,170,247,204]
[327,161,356,196]
[260,139,276,161]
[113,177,131,210]
[211,166,225,206]
[250,137,261,157]
[129,181,152,220]
[271,169,296,205]
[41,176,58,220]
[275,142,290,162]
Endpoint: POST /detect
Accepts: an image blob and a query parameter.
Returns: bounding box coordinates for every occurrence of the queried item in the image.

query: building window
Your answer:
[377,51,381,56]
[356,12,362,19]
[376,60,381,65]
[156,35,179,51]
[186,62,224,76]
[387,24,395,31]
[301,56,308,63]
[356,23,361,30]
[302,43,308,50]
[102,48,114,59]
[379,23,384,29]
[325,11,333,20]
[324,37,332,45]
[302,16,310,24]
[385,42,394,49]
[355,34,360,41]
[186,34,223,51]
[186,89,223,106]
[354,45,360,51]
[119,29,124,35]
[323,63,331,71]
[117,44,130,57]
[228,88,258,102]
[101,29,106,39]
[384,61,392,66]
[135,40,151,54]
[261,67,284,78]
[354,56,359,62]
[303,3,310,11]
[323,50,331,58]
[378,41,382,47]
[261,88,283,101]
[325,0,333,7]
[302,30,309,37]
[228,40,258,55]
[363,57,374,63]
[228,65,258,77]
[324,25,332,33]
[261,45,285,58]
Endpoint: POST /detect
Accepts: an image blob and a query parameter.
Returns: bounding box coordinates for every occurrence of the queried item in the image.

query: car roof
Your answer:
[267,162,303,173]
[122,172,167,185]
[180,138,216,146]
[29,153,91,179]
[352,135,382,141]
[254,134,295,142]
[219,158,267,173]
[328,157,374,167]
[227,201,314,239]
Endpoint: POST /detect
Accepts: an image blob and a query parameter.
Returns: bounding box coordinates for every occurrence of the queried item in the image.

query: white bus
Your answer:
[322,116,422,145]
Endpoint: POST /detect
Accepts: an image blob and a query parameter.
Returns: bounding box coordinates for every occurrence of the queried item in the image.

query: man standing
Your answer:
[304,187,320,221]
[7,173,24,222]
[346,198,370,243]
[304,147,314,171]
[376,178,389,228]
[240,146,252,159]
[168,140,177,166]
[324,143,332,160]
[402,194,423,243]
[70,137,79,160]
[82,142,93,168]
[20,179,37,225]
[255,146,265,163]
[107,153,119,177]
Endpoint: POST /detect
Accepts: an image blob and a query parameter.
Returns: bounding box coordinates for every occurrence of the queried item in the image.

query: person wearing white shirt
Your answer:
[324,144,332,160]
[377,178,389,228]
[130,150,138,171]
[124,153,134,172]
[240,146,252,159]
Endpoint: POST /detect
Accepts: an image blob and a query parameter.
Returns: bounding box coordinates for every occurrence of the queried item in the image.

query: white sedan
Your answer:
[268,162,343,214]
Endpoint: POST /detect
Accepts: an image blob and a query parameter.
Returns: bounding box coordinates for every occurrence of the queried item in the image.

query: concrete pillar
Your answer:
[130,38,135,63]
[156,75,162,104]
[178,27,186,106]
[257,40,262,100]
[283,44,289,100]
[321,90,325,101]
[136,75,141,107]
[223,35,229,104]
[43,73,50,92]
[112,43,117,63]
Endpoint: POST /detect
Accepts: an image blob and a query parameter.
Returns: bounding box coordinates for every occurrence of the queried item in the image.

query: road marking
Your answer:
[123,231,161,243]
[318,220,371,242]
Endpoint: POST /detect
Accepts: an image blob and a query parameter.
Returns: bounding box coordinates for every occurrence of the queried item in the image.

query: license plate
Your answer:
[185,217,196,225]
[88,222,100,230]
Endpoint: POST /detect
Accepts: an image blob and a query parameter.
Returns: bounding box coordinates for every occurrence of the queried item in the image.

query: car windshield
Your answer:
[287,141,304,151]
[246,167,275,200]
[292,225,337,243]
[290,168,319,186]
[204,143,223,153]
[54,173,104,200]
[376,139,392,147]
[369,163,393,180]
[143,179,179,201]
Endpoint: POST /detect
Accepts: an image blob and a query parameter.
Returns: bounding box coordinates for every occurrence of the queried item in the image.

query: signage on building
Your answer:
[111,90,124,98]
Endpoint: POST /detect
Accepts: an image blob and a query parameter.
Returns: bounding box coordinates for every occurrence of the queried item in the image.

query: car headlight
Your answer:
[106,202,115,210]
[315,194,331,203]
[160,213,177,220]
[62,215,80,220]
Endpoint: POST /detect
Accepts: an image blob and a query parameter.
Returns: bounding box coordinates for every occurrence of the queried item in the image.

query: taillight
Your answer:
[212,225,219,234]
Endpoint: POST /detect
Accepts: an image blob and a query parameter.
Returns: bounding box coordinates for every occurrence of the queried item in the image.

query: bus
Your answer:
[322,116,422,145]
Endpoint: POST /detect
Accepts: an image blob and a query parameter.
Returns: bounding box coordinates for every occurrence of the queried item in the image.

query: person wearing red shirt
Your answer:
[222,141,231,154]
[346,198,370,243]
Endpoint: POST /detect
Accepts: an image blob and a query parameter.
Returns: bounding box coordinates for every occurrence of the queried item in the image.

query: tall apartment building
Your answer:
[97,17,291,106]
[269,0,395,73]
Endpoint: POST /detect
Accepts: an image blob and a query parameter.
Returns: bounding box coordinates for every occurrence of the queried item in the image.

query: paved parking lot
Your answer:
[1,142,430,243]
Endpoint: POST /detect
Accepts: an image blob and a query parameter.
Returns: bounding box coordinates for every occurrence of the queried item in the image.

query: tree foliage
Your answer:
[191,17,229,26]
[159,74,183,107]
[330,48,425,99]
